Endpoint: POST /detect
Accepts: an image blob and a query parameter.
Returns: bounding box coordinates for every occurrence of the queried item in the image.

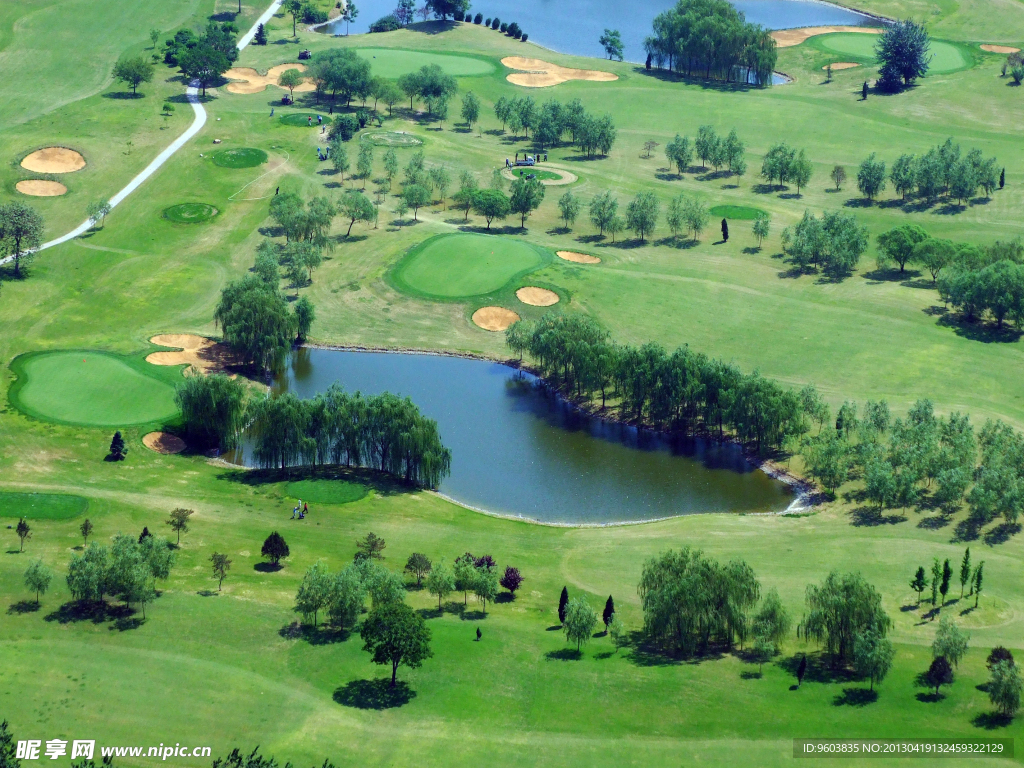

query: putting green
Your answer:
[163,203,218,223]
[211,148,268,168]
[508,169,562,182]
[815,33,969,74]
[353,48,493,78]
[0,492,88,520]
[709,205,766,220]
[279,113,333,127]
[285,479,368,505]
[392,234,548,299]
[9,351,179,427]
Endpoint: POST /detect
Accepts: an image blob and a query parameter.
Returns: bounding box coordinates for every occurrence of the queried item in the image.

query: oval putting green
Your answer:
[0,492,88,520]
[285,479,368,505]
[709,205,766,220]
[279,113,333,127]
[163,203,218,223]
[9,351,179,427]
[392,234,548,299]
[212,148,268,168]
[815,33,969,74]
[353,48,493,79]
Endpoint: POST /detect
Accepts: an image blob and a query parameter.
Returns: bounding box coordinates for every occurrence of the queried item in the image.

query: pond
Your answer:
[228,349,795,524]
[319,0,878,63]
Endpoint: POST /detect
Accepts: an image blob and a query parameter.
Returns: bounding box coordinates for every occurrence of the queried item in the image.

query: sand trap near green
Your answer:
[816,33,968,73]
[10,351,179,427]
[392,234,548,299]
[354,48,493,78]
[0,492,88,520]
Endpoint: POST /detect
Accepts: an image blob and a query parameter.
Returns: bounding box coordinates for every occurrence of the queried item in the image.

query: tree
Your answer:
[803,571,891,666]
[625,191,659,243]
[471,188,510,229]
[989,661,1023,717]
[752,213,770,248]
[80,518,94,547]
[500,566,523,597]
[355,532,387,562]
[609,614,627,654]
[429,166,451,208]
[425,559,455,609]
[284,0,302,35]
[599,28,624,61]
[261,531,289,566]
[0,201,44,278]
[988,647,1014,671]
[790,149,813,195]
[753,587,791,645]
[178,44,230,96]
[295,559,332,625]
[939,558,952,608]
[797,653,807,687]
[876,19,931,90]
[852,627,893,691]
[214,276,294,371]
[557,189,581,230]
[930,558,942,608]
[857,153,887,201]
[932,615,969,668]
[830,164,847,191]
[402,184,431,221]
[460,91,480,129]
[453,555,477,605]
[606,215,625,243]
[924,655,954,696]
[890,154,917,199]
[509,177,545,229]
[862,80,869,100]
[558,586,569,624]
[959,548,971,598]
[293,295,315,343]
[277,68,304,100]
[342,0,359,34]
[910,566,928,606]
[877,224,927,273]
[361,602,432,685]
[339,191,375,236]
[751,633,774,674]
[589,191,618,236]
[563,597,598,651]
[108,431,127,461]
[357,144,374,188]
[24,559,52,605]
[87,201,112,229]
[915,238,956,283]
[973,561,984,608]
[721,219,728,243]
[175,373,247,451]
[253,22,268,45]
[210,552,231,590]
[760,142,795,189]
[167,508,194,545]
[404,553,432,586]
[473,566,499,614]
[602,595,615,630]
[665,134,693,176]
[15,519,30,552]
[112,55,154,94]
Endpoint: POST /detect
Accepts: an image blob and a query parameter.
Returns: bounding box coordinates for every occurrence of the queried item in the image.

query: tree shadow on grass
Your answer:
[7,600,40,615]
[102,91,146,100]
[279,620,351,644]
[984,522,1021,546]
[972,712,1014,729]
[834,687,877,706]
[936,314,1023,344]
[545,648,582,661]
[849,505,907,526]
[952,517,982,543]
[112,616,145,632]
[217,465,404,497]
[460,609,486,621]
[915,691,945,703]
[778,652,856,685]
[740,670,763,680]
[917,514,953,530]
[45,600,132,625]
[254,562,282,573]
[334,679,415,709]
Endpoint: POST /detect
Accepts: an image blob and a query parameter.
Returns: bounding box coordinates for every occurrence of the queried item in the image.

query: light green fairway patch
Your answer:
[353,48,494,78]
[709,205,766,220]
[10,351,179,427]
[285,479,368,505]
[816,33,969,74]
[0,492,88,519]
[392,234,548,299]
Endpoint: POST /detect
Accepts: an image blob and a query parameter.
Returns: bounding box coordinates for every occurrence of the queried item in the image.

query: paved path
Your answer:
[2,0,282,264]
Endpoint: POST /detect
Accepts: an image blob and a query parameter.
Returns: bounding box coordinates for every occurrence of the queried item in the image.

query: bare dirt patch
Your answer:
[556,250,601,264]
[147,334,241,374]
[143,432,186,455]
[16,180,67,196]
[516,287,560,307]
[472,306,520,332]
[772,26,882,48]
[501,57,618,88]
[224,64,315,94]
[21,147,86,173]
[981,44,1020,54]
[824,62,860,70]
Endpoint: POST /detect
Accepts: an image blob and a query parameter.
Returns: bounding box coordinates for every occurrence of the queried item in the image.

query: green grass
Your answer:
[280,113,334,127]
[285,478,369,505]
[163,202,219,223]
[352,47,494,78]
[8,351,180,427]
[508,168,564,182]
[815,33,972,74]
[709,205,766,220]
[0,491,87,519]
[390,233,549,299]
[212,147,269,168]
[360,130,424,147]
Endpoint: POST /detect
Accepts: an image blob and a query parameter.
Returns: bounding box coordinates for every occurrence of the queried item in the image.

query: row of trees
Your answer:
[506,313,810,453]
[782,209,868,279]
[909,549,983,613]
[164,21,240,96]
[644,0,778,86]
[66,534,176,618]
[494,96,617,158]
[665,126,746,177]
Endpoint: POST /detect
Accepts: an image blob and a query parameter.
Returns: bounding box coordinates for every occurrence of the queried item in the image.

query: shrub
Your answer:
[521,33,528,42]
[334,114,359,141]
[300,3,328,23]
[453,10,464,21]
[369,14,401,32]
[499,22,508,33]
[491,17,500,30]
[484,17,491,26]
[474,12,483,23]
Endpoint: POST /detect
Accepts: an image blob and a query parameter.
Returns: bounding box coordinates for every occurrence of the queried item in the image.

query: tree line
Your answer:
[494,96,617,158]
[644,0,777,86]
[665,125,746,178]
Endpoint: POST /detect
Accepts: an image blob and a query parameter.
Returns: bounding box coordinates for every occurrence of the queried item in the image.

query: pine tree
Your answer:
[973,562,984,608]
[999,168,1005,189]
[930,558,941,609]
[939,559,952,609]
[558,586,569,625]
[910,566,928,606]
[108,431,127,461]
[959,549,971,598]
[721,218,729,242]
[862,81,868,100]
[603,595,615,630]
[796,653,807,687]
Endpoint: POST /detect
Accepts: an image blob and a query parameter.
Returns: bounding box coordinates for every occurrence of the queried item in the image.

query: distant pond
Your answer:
[227,349,795,524]
[319,0,878,63]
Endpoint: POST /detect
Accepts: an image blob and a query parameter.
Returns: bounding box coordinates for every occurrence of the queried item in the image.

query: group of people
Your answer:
[316,145,331,161]
[291,500,310,519]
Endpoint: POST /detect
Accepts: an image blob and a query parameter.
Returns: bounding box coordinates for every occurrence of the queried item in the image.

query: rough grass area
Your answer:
[163,203,219,223]
[285,478,369,505]
[212,148,269,168]
[0,492,87,519]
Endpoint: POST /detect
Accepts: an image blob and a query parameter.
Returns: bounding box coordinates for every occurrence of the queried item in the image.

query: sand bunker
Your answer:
[557,250,601,264]
[472,306,520,331]
[21,147,86,173]
[501,166,577,186]
[147,334,240,374]
[16,179,67,196]
[824,62,860,70]
[772,26,882,48]
[516,287,560,307]
[981,44,1020,54]
[501,57,618,87]
[143,432,187,455]
[224,64,315,94]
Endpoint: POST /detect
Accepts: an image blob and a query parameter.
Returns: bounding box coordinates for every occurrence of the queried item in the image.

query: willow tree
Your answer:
[174,373,247,450]
[214,276,294,371]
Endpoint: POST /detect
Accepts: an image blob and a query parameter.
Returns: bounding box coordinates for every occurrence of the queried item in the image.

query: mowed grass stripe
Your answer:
[0,491,87,519]
[353,48,494,78]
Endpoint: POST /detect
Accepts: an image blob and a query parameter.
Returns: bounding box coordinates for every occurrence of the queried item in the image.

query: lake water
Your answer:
[229,349,794,524]
[320,0,877,62]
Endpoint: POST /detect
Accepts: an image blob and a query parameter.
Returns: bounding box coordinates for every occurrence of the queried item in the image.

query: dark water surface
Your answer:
[231,349,794,524]
[320,0,876,62]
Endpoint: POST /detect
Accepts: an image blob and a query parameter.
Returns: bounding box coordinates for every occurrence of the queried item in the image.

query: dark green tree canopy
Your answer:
[877,19,931,90]
[360,602,433,685]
